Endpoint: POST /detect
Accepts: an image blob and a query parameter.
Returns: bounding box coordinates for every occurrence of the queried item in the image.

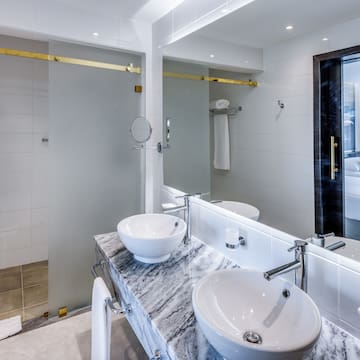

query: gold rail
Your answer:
[0,48,141,74]
[163,71,258,87]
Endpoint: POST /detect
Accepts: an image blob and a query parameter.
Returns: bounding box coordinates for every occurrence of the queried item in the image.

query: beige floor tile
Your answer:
[23,303,48,321]
[0,289,22,313]
[22,261,48,288]
[0,266,21,293]
[23,284,48,308]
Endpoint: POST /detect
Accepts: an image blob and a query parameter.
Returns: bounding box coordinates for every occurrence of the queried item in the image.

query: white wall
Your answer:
[0,35,49,269]
[209,17,360,238]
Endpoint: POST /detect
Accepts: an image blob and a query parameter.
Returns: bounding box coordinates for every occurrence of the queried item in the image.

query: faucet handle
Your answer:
[288,240,308,252]
[175,194,191,199]
[318,232,335,239]
[193,192,210,199]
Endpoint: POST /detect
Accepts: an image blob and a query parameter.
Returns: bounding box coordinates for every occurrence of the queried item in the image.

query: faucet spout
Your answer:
[263,240,308,291]
[264,260,300,281]
[163,205,187,214]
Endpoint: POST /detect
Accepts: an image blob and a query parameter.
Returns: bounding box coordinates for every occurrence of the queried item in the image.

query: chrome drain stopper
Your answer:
[243,331,262,344]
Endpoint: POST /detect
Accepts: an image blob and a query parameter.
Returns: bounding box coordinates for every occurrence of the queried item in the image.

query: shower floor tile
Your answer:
[0,260,48,323]
[0,266,21,293]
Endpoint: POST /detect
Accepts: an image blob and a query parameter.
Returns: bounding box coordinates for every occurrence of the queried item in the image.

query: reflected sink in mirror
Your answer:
[193,269,321,360]
[117,214,186,264]
[212,200,260,220]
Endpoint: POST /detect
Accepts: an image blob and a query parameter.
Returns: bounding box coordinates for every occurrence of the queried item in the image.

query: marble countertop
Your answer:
[94,232,360,360]
[94,232,236,359]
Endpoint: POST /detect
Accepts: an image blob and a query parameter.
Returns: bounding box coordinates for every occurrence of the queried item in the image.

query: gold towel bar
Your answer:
[0,48,141,74]
[164,71,258,87]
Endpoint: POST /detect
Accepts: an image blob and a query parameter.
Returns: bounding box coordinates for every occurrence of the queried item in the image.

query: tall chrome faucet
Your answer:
[264,240,308,292]
[163,194,191,242]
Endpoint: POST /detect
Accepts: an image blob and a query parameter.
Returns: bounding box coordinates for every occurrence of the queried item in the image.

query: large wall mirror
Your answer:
[161,0,360,256]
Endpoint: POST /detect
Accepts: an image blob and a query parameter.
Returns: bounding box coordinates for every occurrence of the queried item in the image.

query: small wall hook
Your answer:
[278,100,285,109]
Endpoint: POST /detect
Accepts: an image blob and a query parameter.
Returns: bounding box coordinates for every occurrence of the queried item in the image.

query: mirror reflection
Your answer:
[162,0,360,262]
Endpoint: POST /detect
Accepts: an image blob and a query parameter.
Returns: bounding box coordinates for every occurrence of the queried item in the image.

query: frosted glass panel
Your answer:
[48,41,143,314]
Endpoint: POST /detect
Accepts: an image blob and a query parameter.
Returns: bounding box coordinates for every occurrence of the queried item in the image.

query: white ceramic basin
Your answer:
[193,269,321,360]
[214,201,260,220]
[117,213,186,264]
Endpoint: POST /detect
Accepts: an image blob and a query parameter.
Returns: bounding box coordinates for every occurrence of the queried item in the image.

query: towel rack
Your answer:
[92,261,132,315]
[209,106,242,116]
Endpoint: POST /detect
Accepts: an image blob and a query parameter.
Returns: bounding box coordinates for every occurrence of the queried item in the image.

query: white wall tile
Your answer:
[0,37,49,268]
[339,266,360,332]
[304,254,338,319]
[33,95,48,116]
[31,244,48,264]
[0,133,33,153]
[0,248,32,269]
[0,228,31,251]
[0,168,31,194]
[32,115,48,133]
[0,210,31,232]
[0,93,32,114]
[0,191,31,212]
[0,153,32,173]
[0,113,33,133]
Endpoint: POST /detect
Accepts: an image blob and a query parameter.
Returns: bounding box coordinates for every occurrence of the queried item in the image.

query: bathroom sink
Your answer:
[213,201,260,220]
[193,269,321,360]
[117,213,186,264]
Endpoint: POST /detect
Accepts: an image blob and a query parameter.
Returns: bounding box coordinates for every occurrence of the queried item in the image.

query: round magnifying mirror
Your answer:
[130,117,152,144]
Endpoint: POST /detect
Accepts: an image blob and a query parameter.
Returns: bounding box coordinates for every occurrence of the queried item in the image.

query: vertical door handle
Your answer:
[330,136,339,180]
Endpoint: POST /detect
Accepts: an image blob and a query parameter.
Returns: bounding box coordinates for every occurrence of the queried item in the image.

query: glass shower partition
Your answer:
[48,41,143,315]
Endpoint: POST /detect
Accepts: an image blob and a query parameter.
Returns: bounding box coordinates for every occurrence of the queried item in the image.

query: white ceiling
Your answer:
[196,0,360,48]
[52,0,184,22]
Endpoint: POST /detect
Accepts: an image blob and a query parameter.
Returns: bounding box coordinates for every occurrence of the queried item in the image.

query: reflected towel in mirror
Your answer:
[213,113,230,170]
[210,99,230,110]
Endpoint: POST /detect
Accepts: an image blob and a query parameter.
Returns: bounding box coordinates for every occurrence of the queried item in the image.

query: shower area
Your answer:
[0,35,144,323]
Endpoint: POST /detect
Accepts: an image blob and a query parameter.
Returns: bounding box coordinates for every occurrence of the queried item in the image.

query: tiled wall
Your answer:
[161,186,360,340]
[0,35,49,269]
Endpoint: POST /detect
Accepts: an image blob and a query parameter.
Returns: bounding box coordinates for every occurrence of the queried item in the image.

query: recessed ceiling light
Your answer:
[221,8,228,13]
[286,25,293,30]
[322,37,329,41]
[210,54,215,58]
[92,32,99,37]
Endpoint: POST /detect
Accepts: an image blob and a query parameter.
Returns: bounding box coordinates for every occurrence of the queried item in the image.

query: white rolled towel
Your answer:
[210,99,230,110]
[91,277,112,360]
[213,113,230,170]
[0,316,22,340]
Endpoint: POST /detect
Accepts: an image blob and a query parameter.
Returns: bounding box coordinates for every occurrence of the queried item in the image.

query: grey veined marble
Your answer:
[95,232,360,360]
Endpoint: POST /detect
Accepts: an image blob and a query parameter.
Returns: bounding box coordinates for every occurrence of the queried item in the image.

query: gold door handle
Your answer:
[330,136,339,180]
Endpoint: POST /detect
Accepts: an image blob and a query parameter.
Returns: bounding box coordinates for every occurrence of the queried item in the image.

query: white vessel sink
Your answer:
[117,213,186,264]
[214,201,260,220]
[193,269,321,360]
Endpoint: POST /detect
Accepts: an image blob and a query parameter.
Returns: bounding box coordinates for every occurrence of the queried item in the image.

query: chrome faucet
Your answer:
[311,232,335,247]
[311,232,346,251]
[163,194,191,242]
[264,240,308,292]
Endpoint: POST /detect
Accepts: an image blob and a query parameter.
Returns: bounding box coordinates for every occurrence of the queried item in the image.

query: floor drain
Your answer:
[243,331,262,344]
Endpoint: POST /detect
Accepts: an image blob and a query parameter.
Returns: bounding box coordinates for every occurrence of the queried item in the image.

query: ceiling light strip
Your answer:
[163,71,258,87]
[0,48,141,74]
